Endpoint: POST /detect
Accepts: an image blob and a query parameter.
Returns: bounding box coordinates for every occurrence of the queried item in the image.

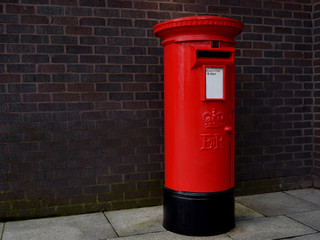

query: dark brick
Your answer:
[6,4,34,14]
[51,16,77,25]
[0,14,18,23]
[24,113,51,122]
[7,25,34,33]
[95,46,120,54]
[109,93,133,100]
[81,93,107,101]
[108,0,132,8]
[21,0,48,4]
[8,64,35,73]
[295,44,312,51]
[123,47,146,55]
[39,103,66,111]
[80,18,105,26]
[121,28,145,37]
[53,93,80,102]
[7,44,35,53]
[51,36,77,44]
[80,36,106,45]
[108,56,132,64]
[135,74,158,82]
[38,64,65,73]
[0,114,21,123]
[264,18,282,26]
[94,8,119,17]
[264,51,283,58]
[148,47,163,56]
[264,34,283,42]
[52,55,78,63]
[22,55,49,63]
[285,19,302,27]
[53,112,79,121]
[37,6,63,15]
[38,84,65,92]
[21,15,49,24]
[0,34,18,43]
[36,25,64,34]
[123,65,147,73]
[68,83,94,92]
[96,83,121,91]
[80,0,105,7]
[8,102,35,113]
[66,7,92,16]
[80,55,105,63]
[68,65,93,73]
[9,84,36,93]
[108,37,132,46]
[134,38,158,46]
[37,45,64,53]
[23,74,50,82]
[68,103,93,111]
[134,20,158,28]
[136,92,159,100]
[23,94,50,102]
[66,46,92,54]
[135,56,158,64]
[82,111,107,120]
[21,35,48,43]
[94,27,119,36]
[0,54,18,63]
[81,74,106,82]
[66,26,92,35]
[95,65,121,73]
[51,0,77,5]
[122,9,146,19]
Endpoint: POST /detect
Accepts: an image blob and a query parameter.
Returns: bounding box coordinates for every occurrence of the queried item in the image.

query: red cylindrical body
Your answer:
[154,16,243,236]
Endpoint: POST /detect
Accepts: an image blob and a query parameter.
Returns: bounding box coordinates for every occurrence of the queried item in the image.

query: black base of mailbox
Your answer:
[163,187,235,236]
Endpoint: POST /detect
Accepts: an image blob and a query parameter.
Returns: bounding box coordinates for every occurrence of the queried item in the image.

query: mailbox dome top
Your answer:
[153,16,243,45]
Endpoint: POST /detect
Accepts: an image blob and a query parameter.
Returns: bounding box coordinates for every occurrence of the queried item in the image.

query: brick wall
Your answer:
[314,0,320,187]
[235,0,314,194]
[0,0,317,220]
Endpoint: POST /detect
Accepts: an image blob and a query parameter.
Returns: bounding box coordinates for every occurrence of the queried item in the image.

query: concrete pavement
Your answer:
[2,188,320,240]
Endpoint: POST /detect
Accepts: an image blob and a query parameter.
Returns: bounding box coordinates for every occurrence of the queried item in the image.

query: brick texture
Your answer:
[0,0,318,220]
[313,0,320,188]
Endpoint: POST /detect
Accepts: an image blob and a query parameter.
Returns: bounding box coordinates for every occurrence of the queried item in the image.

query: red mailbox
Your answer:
[153,16,243,236]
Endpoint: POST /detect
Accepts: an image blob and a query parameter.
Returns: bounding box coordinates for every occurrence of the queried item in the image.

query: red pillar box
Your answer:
[153,16,243,236]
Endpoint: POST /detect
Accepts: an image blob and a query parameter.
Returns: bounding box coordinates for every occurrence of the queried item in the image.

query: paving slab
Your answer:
[2,213,117,240]
[105,206,165,237]
[235,202,264,221]
[227,215,316,240]
[289,233,320,240]
[236,192,320,216]
[286,188,320,205]
[288,209,320,231]
[107,231,231,240]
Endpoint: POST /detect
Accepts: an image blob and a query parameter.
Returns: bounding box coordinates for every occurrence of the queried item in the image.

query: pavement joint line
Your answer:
[110,229,169,239]
[235,199,268,217]
[285,214,320,233]
[284,189,320,207]
[272,232,319,240]
[0,223,4,240]
[102,211,119,237]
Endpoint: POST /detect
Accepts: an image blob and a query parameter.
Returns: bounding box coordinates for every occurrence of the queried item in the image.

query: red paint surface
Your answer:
[154,16,243,192]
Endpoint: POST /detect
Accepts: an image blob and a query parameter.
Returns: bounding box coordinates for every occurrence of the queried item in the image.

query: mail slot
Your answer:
[153,16,243,236]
